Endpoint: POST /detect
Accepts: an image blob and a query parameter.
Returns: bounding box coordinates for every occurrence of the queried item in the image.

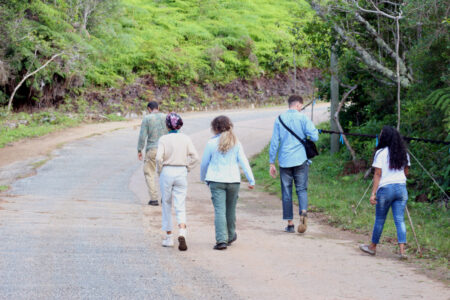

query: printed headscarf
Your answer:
[166,112,183,130]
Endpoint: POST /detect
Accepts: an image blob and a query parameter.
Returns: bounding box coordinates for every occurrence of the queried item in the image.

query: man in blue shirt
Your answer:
[269,95,319,233]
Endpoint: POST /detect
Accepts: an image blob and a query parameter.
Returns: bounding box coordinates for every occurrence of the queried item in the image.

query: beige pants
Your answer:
[144,148,159,200]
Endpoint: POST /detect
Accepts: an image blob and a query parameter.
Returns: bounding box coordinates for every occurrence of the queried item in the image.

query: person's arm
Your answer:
[304,117,319,142]
[404,153,410,176]
[269,120,280,178]
[370,168,382,205]
[237,143,255,188]
[155,139,165,174]
[186,137,199,172]
[200,142,213,182]
[137,118,148,160]
[404,166,409,177]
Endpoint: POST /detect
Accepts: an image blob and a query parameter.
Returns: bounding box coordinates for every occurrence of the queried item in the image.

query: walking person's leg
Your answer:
[365,186,393,254]
[209,182,228,249]
[160,167,174,247]
[172,167,188,251]
[293,161,309,233]
[144,148,159,205]
[225,183,240,245]
[279,167,295,232]
[392,184,408,258]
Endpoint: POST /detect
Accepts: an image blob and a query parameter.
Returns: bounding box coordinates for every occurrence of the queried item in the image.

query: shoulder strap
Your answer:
[278,116,307,148]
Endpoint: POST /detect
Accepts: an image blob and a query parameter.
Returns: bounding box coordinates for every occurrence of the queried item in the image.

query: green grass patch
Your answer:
[105,113,126,122]
[251,143,449,264]
[0,185,9,192]
[0,111,83,148]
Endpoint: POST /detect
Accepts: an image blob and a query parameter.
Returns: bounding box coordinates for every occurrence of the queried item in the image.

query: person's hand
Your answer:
[370,194,377,205]
[248,185,254,190]
[138,152,143,161]
[269,164,277,179]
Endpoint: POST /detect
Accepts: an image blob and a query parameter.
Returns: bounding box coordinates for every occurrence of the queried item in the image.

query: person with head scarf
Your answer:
[156,112,199,251]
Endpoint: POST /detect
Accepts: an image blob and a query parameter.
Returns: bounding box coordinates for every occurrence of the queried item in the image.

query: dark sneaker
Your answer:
[228,233,237,246]
[148,200,159,206]
[285,225,295,233]
[213,243,228,250]
[178,236,187,251]
[298,213,308,233]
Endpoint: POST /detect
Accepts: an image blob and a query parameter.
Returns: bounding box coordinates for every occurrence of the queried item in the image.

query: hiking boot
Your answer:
[298,213,308,233]
[148,200,159,206]
[162,234,174,247]
[213,243,228,250]
[228,233,237,246]
[178,236,188,251]
[285,225,295,233]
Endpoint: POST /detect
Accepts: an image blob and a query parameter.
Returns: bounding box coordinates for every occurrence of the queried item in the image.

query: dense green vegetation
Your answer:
[251,134,449,264]
[0,0,314,110]
[302,0,449,203]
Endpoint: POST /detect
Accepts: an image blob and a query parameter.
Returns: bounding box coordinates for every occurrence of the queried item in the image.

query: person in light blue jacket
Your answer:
[201,115,255,250]
[269,95,319,234]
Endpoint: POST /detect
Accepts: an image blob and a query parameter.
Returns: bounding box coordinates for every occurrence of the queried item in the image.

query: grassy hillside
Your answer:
[0,0,315,109]
[88,0,315,86]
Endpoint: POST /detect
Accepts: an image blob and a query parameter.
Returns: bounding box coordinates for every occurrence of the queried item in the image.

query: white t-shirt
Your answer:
[372,147,410,189]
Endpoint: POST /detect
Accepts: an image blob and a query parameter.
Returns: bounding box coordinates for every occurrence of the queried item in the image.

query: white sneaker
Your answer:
[162,234,174,247]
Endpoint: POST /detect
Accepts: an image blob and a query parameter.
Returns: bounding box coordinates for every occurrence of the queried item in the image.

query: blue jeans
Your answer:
[279,162,309,220]
[372,184,408,244]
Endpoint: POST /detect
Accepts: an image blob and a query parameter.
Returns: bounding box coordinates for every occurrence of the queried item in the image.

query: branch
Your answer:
[307,0,410,87]
[352,0,403,20]
[334,84,358,161]
[351,8,412,80]
[7,52,63,113]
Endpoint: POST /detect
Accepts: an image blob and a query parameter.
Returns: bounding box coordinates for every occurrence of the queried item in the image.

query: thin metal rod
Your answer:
[353,180,373,215]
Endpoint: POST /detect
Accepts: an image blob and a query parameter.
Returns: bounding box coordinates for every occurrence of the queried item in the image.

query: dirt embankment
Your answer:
[11,68,321,113]
[89,68,321,114]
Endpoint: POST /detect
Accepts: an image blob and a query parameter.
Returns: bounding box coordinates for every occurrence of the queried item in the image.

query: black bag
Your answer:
[278,116,319,159]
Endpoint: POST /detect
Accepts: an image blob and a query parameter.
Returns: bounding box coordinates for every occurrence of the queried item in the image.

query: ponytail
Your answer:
[211,115,237,153]
[218,128,237,153]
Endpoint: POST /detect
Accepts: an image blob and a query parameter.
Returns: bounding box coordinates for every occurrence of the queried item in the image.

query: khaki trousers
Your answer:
[144,148,159,200]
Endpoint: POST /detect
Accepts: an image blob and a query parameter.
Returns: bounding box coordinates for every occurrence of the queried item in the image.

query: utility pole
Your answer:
[330,43,340,153]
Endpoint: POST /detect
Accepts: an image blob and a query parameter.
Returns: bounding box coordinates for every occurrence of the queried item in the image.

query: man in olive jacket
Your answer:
[137,101,168,205]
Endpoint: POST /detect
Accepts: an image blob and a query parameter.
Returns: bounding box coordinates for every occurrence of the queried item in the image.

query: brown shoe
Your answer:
[297,213,307,233]
[178,236,187,251]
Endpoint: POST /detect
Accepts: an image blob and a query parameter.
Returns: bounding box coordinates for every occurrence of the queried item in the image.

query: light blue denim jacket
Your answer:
[269,109,319,168]
[200,135,255,185]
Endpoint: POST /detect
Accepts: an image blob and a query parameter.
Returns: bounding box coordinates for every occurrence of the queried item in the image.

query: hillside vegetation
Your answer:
[0,0,314,110]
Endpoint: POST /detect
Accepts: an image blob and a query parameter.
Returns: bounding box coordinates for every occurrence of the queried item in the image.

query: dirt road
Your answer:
[0,105,448,299]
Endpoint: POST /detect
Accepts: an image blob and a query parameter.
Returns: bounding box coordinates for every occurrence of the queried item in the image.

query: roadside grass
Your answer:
[0,111,84,148]
[251,141,449,265]
[0,185,9,192]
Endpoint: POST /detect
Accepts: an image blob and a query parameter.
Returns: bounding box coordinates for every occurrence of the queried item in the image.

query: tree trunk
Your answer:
[330,44,340,153]
[334,85,358,161]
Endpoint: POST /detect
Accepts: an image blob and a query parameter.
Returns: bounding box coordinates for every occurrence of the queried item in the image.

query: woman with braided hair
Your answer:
[360,126,410,259]
[156,112,199,251]
[200,115,255,250]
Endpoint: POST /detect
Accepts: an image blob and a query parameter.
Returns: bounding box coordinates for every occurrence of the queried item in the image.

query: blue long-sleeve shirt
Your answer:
[200,135,255,186]
[269,109,319,168]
